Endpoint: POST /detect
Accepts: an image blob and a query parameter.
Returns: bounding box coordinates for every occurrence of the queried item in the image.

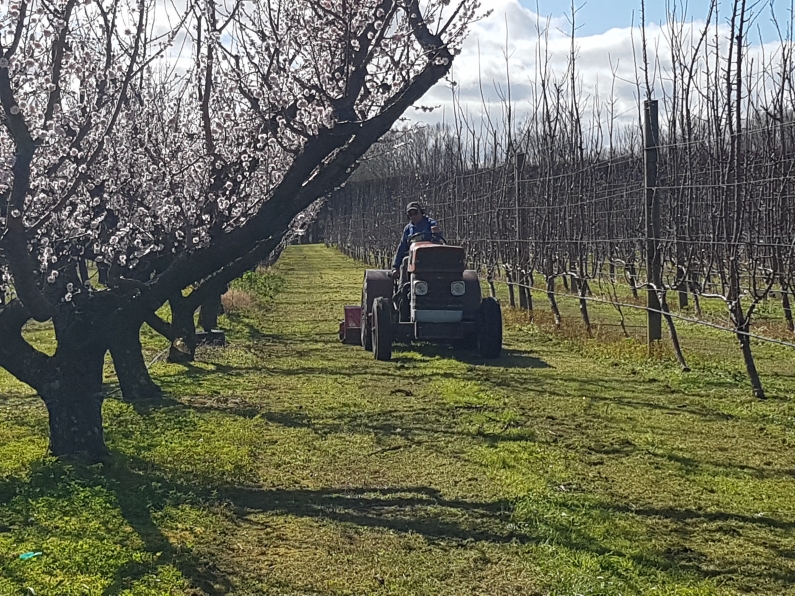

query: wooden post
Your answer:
[514,152,528,309]
[644,99,662,347]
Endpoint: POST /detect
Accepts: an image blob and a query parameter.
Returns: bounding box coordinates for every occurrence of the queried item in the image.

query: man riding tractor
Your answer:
[339,201,502,361]
[392,202,444,320]
[391,202,444,279]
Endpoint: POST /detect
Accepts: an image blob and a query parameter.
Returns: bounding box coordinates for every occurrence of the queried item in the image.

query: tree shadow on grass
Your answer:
[222,484,521,544]
[582,393,737,422]
[98,460,234,596]
[220,313,268,342]
[100,457,795,593]
[125,392,539,447]
[194,324,553,372]
[605,502,795,532]
[150,352,529,387]
[96,457,532,593]
[0,458,232,596]
[2,453,794,594]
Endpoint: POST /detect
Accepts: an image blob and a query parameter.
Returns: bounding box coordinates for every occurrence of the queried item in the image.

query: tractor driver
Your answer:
[391,202,443,279]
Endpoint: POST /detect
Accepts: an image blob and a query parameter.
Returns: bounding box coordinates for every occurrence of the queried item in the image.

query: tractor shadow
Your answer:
[392,343,551,369]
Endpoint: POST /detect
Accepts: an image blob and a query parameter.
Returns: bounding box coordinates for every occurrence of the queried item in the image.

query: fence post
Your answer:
[515,152,531,310]
[644,99,662,348]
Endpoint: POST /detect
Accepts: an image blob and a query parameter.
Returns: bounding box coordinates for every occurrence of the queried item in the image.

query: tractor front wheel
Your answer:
[373,297,393,361]
[361,309,372,351]
[361,285,372,350]
[478,297,503,359]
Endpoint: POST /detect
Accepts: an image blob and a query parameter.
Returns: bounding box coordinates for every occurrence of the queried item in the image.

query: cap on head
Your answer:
[406,201,423,215]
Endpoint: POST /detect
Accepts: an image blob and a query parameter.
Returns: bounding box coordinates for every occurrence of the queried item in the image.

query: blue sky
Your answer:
[406,0,795,127]
[517,0,792,42]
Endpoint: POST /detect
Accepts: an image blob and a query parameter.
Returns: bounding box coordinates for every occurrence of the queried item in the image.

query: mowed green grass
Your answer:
[0,244,793,595]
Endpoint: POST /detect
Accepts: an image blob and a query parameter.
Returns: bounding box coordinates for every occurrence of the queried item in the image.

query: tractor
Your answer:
[339,233,502,361]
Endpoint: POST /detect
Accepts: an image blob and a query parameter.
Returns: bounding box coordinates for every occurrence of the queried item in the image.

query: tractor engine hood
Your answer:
[408,243,465,274]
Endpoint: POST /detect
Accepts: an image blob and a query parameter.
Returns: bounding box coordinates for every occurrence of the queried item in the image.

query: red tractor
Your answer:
[339,234,502,361]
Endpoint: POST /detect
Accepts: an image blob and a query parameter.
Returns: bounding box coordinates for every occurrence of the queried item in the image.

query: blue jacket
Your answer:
[392,216,443,269]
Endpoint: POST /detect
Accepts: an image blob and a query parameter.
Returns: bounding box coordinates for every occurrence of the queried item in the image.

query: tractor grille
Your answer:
[412,273,463,310]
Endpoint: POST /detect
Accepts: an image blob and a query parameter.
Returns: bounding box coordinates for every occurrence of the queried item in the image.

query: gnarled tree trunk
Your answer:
[42,350,107,461]
[109,317,162,402]
[168,294,197,364]
[199,291,223,332]
[47,302,114,461]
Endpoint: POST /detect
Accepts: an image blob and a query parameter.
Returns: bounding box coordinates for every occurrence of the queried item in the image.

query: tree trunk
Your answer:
[97,262,109,285]
[659,293,690,372]
[730,301,765,399]
[488,277,497,299]
[42,345,108,462]
[199,290,223,332]
[168,295,197,364]
[506,269,516,308]
[109,318,162,402]
[546,276,562,328]
[78,258,89,286]
[692,293,702,317]
[678,271,689,309]
[525,270,534,319]
[518,272,529,310]
[627,262,639,299]
[575,277,592,337]
[738,326,765,399]
[781,279,794,333]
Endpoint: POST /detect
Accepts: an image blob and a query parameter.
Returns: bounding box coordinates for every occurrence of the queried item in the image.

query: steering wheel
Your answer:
[408,231,444,245]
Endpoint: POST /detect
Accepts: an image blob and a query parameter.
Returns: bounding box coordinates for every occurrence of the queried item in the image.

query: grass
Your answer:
[489,271,795,389]
[0,244,793,595]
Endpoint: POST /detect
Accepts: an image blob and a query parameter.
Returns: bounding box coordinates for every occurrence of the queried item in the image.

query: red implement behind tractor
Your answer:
[339,236,502,361]
[338,305,362,344]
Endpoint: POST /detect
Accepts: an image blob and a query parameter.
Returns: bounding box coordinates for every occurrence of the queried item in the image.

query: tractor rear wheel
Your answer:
[478,297,502,359]
[372,297,393,361]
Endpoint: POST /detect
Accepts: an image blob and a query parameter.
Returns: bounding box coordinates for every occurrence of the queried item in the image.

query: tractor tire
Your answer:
[362,271,392,350]
[478,297,503,359]
[361,291,372,351]
[361,313,373,351]
[372,297,393,362]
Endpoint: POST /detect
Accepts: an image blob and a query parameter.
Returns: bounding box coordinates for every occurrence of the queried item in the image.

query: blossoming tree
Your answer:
[0,0,481,461]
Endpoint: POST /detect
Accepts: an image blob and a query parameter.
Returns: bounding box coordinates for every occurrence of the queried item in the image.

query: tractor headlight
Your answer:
[450,281,466,296]
[413,280,429,296]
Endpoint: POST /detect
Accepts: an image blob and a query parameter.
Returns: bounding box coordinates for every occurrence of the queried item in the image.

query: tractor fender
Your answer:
[462,270,482,314]
[362,270,393,314]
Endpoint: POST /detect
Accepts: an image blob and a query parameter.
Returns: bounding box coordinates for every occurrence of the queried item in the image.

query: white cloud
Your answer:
[405,0,794,136]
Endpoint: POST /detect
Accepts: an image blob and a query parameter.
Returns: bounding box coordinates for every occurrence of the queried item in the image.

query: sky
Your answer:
[403,0,795,128]
[521,0,790,39]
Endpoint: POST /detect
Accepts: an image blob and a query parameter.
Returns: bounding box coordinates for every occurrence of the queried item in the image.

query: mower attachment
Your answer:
[339,305,362,344]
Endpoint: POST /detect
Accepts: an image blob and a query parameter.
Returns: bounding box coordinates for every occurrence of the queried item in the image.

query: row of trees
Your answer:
[322,0,795,398]
[0,0,482,461]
